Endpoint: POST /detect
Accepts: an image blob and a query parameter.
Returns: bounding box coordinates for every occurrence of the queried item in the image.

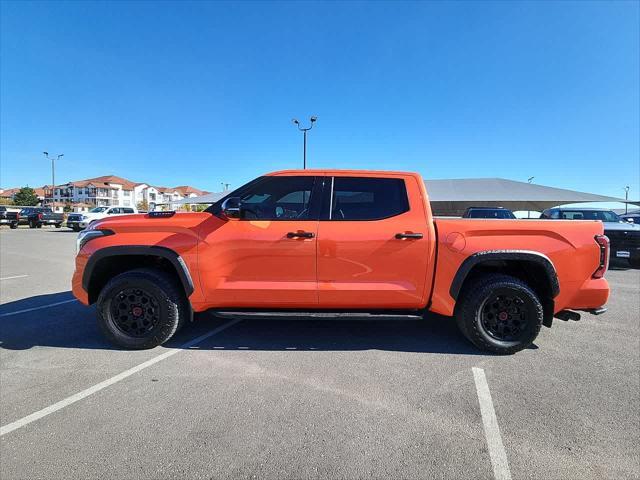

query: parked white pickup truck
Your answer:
[67,206,138,231]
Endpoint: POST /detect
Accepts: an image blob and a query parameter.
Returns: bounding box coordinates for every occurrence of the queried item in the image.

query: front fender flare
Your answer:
[82,245,194,296]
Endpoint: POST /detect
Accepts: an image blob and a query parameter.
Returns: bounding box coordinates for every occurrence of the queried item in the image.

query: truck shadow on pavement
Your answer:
[0,291,503,355]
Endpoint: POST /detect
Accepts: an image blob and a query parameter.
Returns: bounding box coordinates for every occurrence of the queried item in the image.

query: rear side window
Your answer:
[328,177,409,221]
[123,208,135,214]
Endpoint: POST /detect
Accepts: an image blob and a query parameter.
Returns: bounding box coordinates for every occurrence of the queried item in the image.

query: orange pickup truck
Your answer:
[72,170,610,354]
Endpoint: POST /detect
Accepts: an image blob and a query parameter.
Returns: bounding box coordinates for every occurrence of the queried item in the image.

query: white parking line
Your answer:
[472,367,512,480]
[0,319,241,437]
[0,299,78,317]
[0,275,29,281]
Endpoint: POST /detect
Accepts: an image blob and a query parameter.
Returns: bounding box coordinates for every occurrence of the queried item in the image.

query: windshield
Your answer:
[560,210,620,222]
[89,207,109,213]
[467,209,516,219]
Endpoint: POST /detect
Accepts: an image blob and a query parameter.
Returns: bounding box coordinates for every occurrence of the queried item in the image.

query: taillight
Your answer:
[38,213,43,220]
[593,235,609,279]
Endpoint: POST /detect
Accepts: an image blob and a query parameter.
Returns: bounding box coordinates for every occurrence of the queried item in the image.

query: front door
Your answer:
[317,175,430,309]
[199,175,321,308]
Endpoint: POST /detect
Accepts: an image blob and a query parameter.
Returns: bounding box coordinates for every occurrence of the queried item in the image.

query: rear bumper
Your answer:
[563,277,610,311]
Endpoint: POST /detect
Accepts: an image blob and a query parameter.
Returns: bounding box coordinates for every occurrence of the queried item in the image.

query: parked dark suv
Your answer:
[462,207,516,219]
[540,208,640,268]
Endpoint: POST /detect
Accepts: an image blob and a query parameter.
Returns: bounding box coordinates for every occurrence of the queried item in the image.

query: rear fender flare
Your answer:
[449,250,560,300]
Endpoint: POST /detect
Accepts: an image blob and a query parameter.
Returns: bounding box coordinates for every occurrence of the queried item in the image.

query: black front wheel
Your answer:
[29,220,36,229]
[55,223,62,228]
[10,222,17,229]
[456,274,543,354]
[96,268,188,349]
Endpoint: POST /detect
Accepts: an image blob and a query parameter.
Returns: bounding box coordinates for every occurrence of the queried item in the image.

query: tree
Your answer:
[13,187,39,206]
[136,200,149,212]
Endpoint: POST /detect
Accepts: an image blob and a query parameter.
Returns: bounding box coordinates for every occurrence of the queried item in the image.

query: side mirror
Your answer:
[221,197,241,219]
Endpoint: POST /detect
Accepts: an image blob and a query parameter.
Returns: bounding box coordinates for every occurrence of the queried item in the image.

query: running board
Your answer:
[211,310,424,321]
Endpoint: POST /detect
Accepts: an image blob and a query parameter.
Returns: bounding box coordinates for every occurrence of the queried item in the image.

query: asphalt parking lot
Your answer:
[1,226,638,480]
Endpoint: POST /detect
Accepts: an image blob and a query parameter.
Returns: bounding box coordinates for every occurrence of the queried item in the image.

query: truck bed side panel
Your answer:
[430,218,609,316]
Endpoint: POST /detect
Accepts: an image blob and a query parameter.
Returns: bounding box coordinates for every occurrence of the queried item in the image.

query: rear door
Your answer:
[316,174,431,309]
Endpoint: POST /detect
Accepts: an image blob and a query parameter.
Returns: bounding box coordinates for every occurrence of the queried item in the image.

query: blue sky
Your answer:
[1,1,638,201]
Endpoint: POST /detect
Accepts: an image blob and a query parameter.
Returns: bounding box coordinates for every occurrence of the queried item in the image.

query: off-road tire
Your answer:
[96,268,187,349]
[455,274,543,354]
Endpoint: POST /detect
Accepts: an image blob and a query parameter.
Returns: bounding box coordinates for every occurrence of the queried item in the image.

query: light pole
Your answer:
[292,116,317,169]
[527,177,535,218]
[625,186,630,214]
[43,152,63,206]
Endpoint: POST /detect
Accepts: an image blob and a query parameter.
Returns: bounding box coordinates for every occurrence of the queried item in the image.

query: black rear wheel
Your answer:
[10,222,17,229]
[97,268,188,349]
[456,274,543,354]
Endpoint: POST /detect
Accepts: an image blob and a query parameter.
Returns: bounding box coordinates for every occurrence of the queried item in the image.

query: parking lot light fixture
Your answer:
[624,186,630,214]
[292,116,317,169]
[43,152,63,207]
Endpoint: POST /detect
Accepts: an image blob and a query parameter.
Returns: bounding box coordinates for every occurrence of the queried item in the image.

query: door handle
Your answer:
[287,231,315,239]
[395,232,423,240]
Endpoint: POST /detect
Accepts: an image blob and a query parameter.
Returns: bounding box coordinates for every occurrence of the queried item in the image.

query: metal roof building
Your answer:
[168,177,634,216]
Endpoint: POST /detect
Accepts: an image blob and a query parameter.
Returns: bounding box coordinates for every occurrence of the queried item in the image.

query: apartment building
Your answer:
[45,175,209,209]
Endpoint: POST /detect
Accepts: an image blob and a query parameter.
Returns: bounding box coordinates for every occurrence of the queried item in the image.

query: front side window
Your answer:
[328,177,409,221]
[90,207,108,213]
[237,176,315,220]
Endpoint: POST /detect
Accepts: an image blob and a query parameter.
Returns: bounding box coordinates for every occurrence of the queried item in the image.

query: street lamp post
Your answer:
[527,176,535,218]
[292,116,317,169]
[43,152,63,206]
[625,186,630,214]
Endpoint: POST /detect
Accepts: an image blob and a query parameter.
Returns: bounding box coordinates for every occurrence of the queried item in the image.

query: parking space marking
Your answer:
[472,367,512,480]
[0,299,78,317]
[0,275,29,281]
[0,319,242,437]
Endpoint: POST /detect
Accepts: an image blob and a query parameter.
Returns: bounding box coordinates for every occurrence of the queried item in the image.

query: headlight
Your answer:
[81,215,88,221]
[76,229,114,254]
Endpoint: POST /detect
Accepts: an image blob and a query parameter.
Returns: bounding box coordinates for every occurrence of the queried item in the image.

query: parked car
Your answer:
[17,207,64,228]
[540,207,640,268]
[462,206,516,219]
[73,170,610,354]
[0,206,19,229]
[619,212,640,225]
[67,206,138,231]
